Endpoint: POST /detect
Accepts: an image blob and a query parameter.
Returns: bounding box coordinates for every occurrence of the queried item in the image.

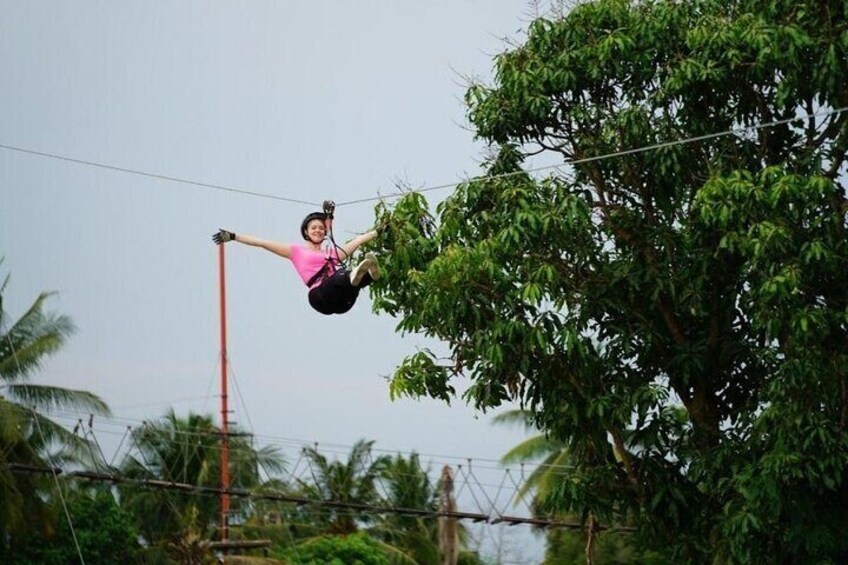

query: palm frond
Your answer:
[0,469,26,534]
[6,383,110,415]
[0,400,29,444]
[348,439,377,472]
[0,266,9,307]
[231,440,286,478]
[0,292,75,382]
[370,539,419,565]
[494,408,580,509]
[500,434,564,464]
[490,408,537,431]
[0,260,9,327]
[25,410,95,464]
[534,450,575,501]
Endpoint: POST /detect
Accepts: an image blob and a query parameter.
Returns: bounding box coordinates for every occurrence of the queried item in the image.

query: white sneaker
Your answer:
[350,255,377,287]
[364,252,380,281]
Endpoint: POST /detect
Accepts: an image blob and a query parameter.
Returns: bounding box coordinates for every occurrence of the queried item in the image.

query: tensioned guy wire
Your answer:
[2,106,844,210]
[15,410,530,493]
[333,106,848,206]
[0,143,320,207]
[37,405,579,474]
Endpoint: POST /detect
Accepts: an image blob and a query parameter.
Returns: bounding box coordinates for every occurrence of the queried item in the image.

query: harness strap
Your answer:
[306,260,332,288]
[306,248,342,288]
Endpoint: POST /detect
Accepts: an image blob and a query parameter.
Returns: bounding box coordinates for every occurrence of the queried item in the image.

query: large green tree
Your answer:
[370,0,848,562]
[0,266,111,554]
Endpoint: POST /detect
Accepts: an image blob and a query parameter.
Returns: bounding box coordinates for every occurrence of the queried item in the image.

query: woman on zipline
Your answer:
[212,202,380,315]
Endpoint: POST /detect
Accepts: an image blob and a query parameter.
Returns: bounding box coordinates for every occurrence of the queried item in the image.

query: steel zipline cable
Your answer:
[2,106,844,210]
[0,143,320,207]
[333,105,848,206]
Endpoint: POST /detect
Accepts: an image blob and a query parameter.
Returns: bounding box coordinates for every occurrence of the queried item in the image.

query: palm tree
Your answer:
[296,439,389,535]
[373,452,440,564]
[0,399,52,547]
[0,272,110,448]
[290,445,485,564]
[492,410,570,508]
[374,455,485,565]
[119,409,285,559]
[0,266,111,553]
[493,410,666,564]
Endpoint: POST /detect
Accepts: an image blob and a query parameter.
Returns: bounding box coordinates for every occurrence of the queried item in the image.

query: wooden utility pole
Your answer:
[438,465,458,565]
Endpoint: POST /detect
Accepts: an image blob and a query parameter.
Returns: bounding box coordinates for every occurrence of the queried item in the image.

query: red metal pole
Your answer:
[218,243,230,544]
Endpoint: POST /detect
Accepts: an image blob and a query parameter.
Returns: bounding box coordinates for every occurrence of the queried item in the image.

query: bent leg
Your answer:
[350,253,379,288]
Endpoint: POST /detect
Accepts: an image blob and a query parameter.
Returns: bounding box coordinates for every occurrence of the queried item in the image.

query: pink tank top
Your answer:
[289,244,340,289]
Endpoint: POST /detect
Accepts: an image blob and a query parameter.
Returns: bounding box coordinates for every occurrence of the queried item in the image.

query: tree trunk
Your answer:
[585,512,596,565]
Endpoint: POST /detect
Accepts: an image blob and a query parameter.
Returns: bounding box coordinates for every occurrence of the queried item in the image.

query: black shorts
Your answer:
[308,270,361,315]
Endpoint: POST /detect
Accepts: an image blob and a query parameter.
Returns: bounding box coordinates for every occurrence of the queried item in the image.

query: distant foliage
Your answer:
[7,491,140,565]
[275,532,390,565]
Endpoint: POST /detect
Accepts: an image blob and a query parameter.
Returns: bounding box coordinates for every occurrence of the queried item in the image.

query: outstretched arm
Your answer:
[213,229,292,259]
[337,229,378,260]
[235,233,292,259]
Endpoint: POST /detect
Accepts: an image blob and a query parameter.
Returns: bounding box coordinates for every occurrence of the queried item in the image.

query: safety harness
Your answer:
[305,200,348,288]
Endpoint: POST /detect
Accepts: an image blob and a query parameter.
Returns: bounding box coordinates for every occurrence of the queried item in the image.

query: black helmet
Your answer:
[300,212,327,240]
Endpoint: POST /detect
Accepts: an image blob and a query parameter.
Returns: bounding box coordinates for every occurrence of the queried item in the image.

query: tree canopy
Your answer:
[370,0,848,562]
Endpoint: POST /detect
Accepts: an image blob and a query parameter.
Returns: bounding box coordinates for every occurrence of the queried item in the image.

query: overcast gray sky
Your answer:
[2,2,553,560]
